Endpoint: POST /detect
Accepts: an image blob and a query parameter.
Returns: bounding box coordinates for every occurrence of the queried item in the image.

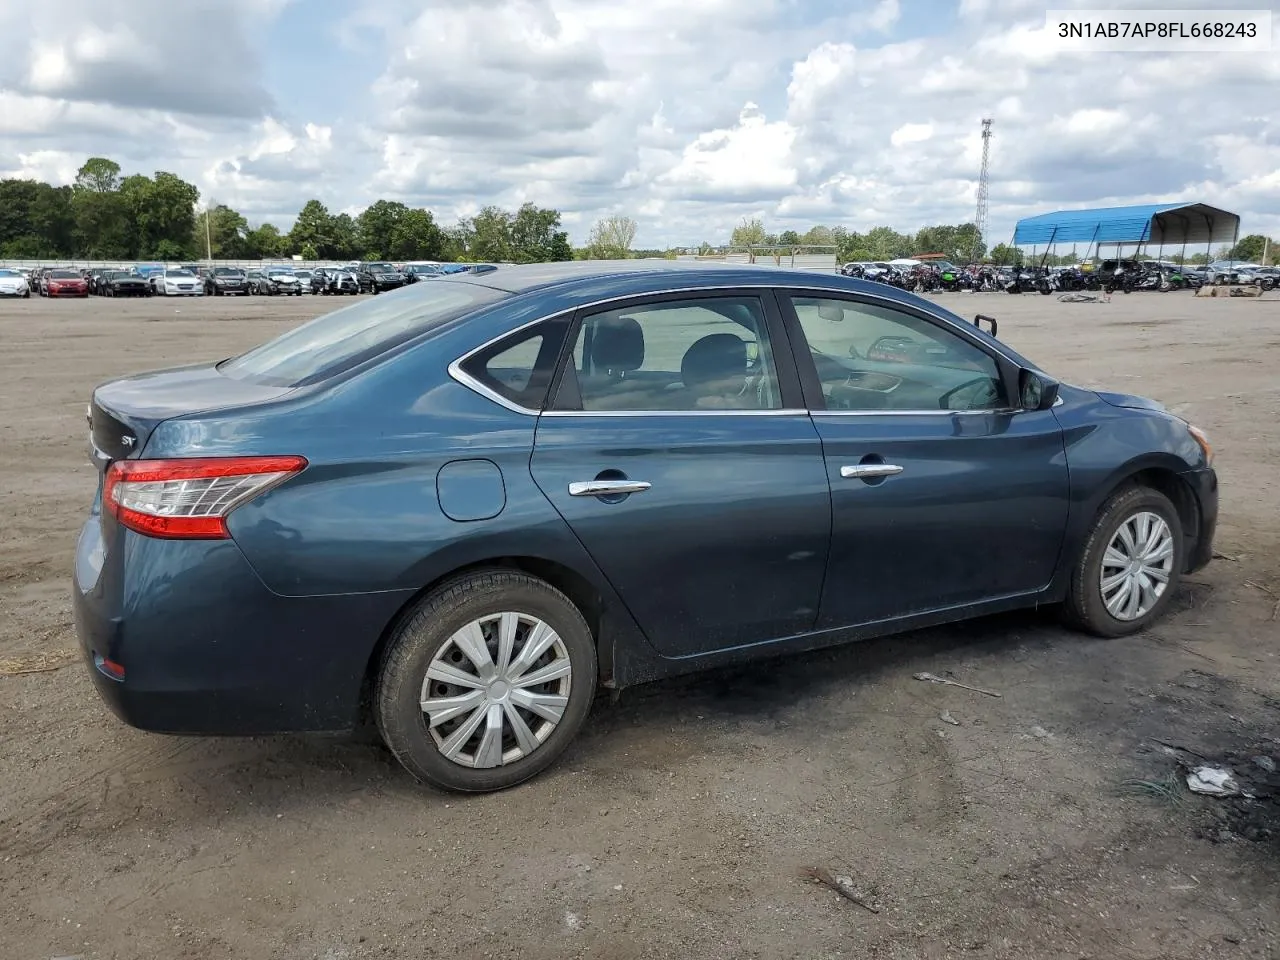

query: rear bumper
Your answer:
[1181,466,1218,573]
[72,518,411,735]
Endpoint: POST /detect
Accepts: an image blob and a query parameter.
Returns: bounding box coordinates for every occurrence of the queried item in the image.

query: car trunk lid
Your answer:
[90,363,295,467]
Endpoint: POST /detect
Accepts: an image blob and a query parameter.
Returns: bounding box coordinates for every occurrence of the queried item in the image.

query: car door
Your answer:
[778,291,1070,628]
[529,291,832,658]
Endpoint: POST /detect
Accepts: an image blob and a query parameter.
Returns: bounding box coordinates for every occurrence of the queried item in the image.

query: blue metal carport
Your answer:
[1013,202,1240,258]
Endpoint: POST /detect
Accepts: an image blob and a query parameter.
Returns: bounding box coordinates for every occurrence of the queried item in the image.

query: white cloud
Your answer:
[890,123,934,147]
[867,0,900,32]
[659,104,797,200]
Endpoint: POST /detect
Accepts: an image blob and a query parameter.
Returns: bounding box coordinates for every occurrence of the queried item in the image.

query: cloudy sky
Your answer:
[1,0,1277,248]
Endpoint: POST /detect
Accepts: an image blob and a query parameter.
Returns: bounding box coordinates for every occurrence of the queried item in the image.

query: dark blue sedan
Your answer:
[74,262,1217,792]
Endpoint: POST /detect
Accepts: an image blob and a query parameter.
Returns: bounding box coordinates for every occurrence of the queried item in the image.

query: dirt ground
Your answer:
[2,287,1278,960]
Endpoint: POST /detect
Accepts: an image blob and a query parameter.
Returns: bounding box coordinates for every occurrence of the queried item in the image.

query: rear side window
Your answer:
[457,319,570,411]
[220,282,508,386]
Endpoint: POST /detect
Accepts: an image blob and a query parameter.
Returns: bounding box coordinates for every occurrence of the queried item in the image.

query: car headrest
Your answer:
[681,334,747,391]
[591,316,644,373]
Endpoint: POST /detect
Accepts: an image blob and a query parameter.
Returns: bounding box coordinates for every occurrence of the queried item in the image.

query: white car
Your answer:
[1205,261,1261,285]
[265,268,303,296]
[156,268,204,296]
[0,268,31,298]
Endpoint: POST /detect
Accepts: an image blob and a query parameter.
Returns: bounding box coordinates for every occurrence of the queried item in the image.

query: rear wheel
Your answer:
[1063,485,1183,637]
[376,570,596,792]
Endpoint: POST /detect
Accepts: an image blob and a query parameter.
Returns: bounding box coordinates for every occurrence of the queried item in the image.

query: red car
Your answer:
[42,269,89,298]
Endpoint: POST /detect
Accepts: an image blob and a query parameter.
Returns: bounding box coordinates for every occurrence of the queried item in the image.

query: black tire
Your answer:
[22,289,30,299]
[376,569,597,793]
[1063,485,1184,637]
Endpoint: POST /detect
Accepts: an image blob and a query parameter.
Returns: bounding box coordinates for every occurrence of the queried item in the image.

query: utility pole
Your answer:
[204,201,213,262]
[970,118,992,264]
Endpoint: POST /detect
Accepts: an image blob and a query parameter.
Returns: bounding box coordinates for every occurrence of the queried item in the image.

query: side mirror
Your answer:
[1019,368,1060,411]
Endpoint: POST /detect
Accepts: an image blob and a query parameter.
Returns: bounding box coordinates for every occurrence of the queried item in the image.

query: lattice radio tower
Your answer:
[971,118,992,263]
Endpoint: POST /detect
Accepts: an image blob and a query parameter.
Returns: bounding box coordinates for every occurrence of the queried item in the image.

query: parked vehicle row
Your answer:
[3,261,482,301]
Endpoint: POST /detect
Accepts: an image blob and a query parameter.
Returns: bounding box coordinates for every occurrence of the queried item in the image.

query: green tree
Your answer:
[71,157,130,257]
[71,189,130,258]
[194,204,250,259]
[509,203,572,262]
[1228,234,1271,263]
[28,183,75,255]
[357,199,409,259]
[329,213,360,260]
[75,157,122,194]
[246,223,285,258]
[0,180,39,249]
[289,200,335,258]
[586,215,638,259]
[390,207,445,260]
[988,243,1019,265]
[463,206,512,261]
[145,172,199,257]
[777,229,801,246]
[800,225,834,246]
[730,217,766,246]
[862,226,914,260]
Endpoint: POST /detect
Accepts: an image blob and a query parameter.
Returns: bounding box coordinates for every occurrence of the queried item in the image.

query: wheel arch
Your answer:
[1077,456,1203,572]
[355,555,608,729]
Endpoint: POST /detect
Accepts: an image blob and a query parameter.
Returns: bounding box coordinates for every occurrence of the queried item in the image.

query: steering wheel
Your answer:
[939,377,1000,411]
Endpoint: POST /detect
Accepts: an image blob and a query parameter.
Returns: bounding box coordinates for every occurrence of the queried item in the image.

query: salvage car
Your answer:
[357,261,407,294]
[264,267,304,296]
[204,267,250,296]
[311,267,359,295]
[98,270,152,297]
[41,268,89,297]
[155,268,204,297]
[0,267,31,298]
[74,262,1217,793]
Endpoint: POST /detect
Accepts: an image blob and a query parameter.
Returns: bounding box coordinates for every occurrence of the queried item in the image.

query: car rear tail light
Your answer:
[104,456,307,539]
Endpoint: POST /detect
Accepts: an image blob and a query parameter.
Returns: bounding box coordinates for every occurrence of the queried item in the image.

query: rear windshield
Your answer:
[219,282,508,386]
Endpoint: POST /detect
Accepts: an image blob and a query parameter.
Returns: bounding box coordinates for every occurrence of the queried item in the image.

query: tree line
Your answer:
[0,157,578,264]
[723,217,1275,266]
[4,156,1271,267]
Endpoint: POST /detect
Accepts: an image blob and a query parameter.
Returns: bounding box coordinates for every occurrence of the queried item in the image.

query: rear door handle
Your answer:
[568,480,652,497]
[840,464,904,479]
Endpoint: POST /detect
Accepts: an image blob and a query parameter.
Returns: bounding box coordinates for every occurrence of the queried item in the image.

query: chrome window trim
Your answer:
[543,408,810,418]
[810,407,1019,417]
[447,283,1028,417]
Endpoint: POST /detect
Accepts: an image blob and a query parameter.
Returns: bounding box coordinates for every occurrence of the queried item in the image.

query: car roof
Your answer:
[436,259,835,295]
[432,261,1015,342]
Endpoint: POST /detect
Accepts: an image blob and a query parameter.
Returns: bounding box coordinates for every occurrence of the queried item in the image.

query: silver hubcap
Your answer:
[420,612,572,769]
[1100,511,1173,621]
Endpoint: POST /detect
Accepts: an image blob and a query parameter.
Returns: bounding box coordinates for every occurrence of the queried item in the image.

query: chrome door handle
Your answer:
[568,480,652,497]
[840,464,904,479]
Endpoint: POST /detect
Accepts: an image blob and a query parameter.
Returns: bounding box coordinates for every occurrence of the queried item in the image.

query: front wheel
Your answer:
[376,570,597,792]
[1063,485,1183,637]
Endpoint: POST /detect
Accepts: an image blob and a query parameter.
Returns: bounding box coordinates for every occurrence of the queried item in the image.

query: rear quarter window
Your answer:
[457,319,571,411]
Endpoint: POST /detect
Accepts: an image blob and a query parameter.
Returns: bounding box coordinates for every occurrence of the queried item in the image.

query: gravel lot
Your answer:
[2,288,1278,960]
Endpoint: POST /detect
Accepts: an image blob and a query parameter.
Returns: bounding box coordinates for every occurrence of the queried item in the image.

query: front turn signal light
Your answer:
[1187,425,1213,466]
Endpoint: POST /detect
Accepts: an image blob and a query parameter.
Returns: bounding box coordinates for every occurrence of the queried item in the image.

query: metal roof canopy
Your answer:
[1013,202,1240,248]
